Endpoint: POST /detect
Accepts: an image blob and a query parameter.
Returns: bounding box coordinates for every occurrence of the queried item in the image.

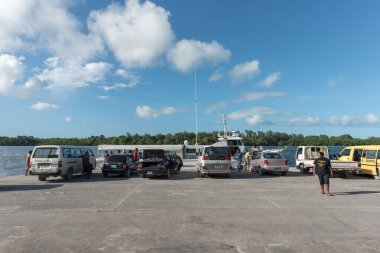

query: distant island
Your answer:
[1,131,379,146]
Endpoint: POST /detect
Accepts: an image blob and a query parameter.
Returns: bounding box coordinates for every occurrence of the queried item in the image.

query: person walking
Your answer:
[82,151,91,178]
[313,152,333,196]
[244,150,250,171]
[235,149,243,172]
[25,150,32,176]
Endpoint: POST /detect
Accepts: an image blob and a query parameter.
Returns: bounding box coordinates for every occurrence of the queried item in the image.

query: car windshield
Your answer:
[204,147,229,158]
[33,148,59,158]
[108,155,126,163]
[263,153,283,159]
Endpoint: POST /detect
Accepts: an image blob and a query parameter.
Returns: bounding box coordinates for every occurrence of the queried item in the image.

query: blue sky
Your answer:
[1,0,380,139]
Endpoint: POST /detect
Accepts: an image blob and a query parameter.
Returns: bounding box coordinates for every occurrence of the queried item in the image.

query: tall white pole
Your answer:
[195,64,198,145]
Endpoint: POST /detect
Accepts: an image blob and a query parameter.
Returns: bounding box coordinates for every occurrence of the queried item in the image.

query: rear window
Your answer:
[144,150,165,159]
[204,147,229,158]
[108,155,126,163]
[33,148,59,158]
[263,153,283,159]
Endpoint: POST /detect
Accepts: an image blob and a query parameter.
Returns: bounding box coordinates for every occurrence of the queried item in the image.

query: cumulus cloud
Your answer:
[96,95,109,100]
[64,116,72,122]
[29,102,58,110]
[89,0,175,68]
[0,1,103,63]
[204,102,227,114]
[245,115,267,125]
[330,114,380,126]
[281,117,320,126]
[235,92,286,103]
[229,60,260,84]
[0,54,24,95]
[260,72,282,87]
[99,83,137,91]
[167,39,231,73]
[39,62,112,89]
[136,105,184,118]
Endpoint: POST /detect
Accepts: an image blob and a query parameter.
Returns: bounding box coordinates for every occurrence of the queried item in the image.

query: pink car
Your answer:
[250,151,289,176]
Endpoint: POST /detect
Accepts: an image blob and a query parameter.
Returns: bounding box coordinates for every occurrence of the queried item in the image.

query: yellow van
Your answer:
[338,145,380,177]
[338,146,365,162]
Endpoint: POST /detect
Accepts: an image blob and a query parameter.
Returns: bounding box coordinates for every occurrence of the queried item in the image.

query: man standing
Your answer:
[244,150,250,171]
[313,152,333,196]
[235,149,243,172]
[25,150,32,176]
[82,151,91,178]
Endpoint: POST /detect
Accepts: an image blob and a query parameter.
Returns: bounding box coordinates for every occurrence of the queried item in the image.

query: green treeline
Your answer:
[1,131,379,146]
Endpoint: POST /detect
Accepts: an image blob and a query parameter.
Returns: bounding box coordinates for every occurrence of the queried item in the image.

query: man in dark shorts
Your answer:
[313,152,333,196]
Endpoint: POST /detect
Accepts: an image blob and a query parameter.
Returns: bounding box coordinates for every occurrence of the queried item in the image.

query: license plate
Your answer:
[111,165,117,169]
[213,165,222,169]
[147,171,153,175]
[274,167,281,171]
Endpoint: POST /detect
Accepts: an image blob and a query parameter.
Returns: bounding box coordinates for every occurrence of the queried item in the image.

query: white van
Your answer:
[30,145,96,181]
[295,146,329,174]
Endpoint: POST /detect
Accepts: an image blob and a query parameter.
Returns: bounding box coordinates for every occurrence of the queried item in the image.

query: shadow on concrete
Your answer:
[0,184,63,192]
[333,191,380,195]
[45,171,135,184]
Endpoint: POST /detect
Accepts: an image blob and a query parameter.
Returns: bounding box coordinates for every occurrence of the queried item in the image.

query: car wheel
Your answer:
[127,169,131,178]
[225,173,230,178]
[64,168,73,181]
[103,173,108,178]
[299,164,305,174]
[38,175,47,181]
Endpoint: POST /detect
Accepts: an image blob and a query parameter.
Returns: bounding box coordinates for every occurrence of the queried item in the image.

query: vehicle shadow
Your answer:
[0,184,63,192]
[147,171,197,180]
[45,171,134,183]
[333,191,380,195]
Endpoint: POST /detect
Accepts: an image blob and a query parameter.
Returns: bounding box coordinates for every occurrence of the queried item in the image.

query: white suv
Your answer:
[197,145,231,177]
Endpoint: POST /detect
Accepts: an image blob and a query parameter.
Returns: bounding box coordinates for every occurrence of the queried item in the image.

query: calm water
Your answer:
[0,146,345,178]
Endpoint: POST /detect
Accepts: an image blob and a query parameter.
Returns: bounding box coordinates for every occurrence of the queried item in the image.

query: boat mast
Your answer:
[195,64,198,145]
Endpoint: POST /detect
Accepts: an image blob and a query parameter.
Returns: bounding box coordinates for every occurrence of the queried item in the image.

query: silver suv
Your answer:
[250,151,289,176]
[197,145,231,177]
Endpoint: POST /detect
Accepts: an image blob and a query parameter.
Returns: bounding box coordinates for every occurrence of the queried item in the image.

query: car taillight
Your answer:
[225,156,231,160]
[58,161,63,168]
[285,160,288,165]
[264,159,270,165]
[203,156,209,160]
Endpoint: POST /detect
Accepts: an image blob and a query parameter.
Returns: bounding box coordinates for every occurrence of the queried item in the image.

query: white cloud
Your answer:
[245,115,267,125]
[167,39,231,73]
[96,95,109,100]
[364,114,380,124]
[136,105,184,118]
[39,62,112,89]
[281,117,320,126]
[229,60,260,84]
[0,54,24,95]
[64,116,72,122]
[89,0,175,68]
[228,107,279,120]
[115,69,139,83]
[235,92,286,103]
[99,83,137,91]
[208,68,225,82]
[14,77,46,98]
[0,1,103,63]
[260,71,281,87]
[29,102,58,110]
[329,115,355,126]
[204,102,227,114]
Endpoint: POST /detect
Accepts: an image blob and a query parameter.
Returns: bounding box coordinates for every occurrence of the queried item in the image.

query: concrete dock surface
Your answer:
[0,162,380,253]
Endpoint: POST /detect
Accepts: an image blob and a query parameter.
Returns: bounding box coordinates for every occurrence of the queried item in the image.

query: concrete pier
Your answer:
[0,162,379,253]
